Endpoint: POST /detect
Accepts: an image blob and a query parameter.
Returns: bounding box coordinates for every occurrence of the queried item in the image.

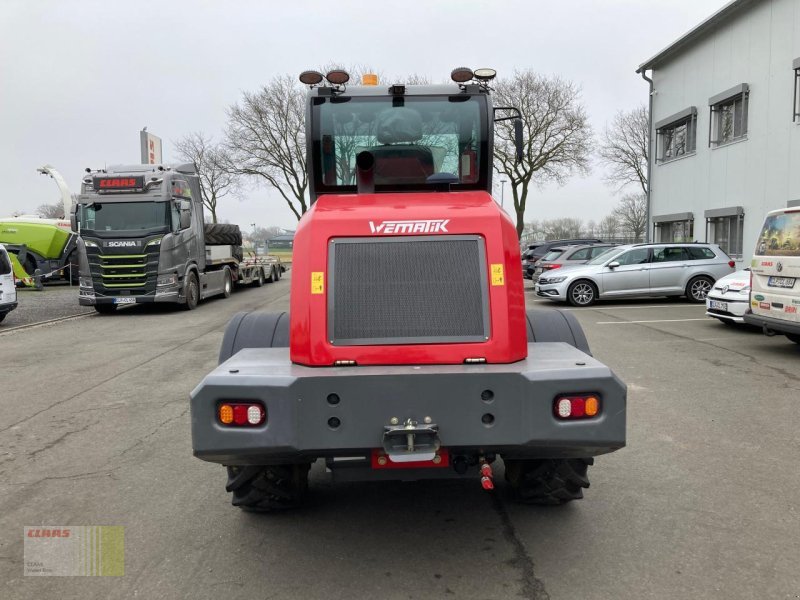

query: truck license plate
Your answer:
[113,297,136,304]
[709,300,727,311]
[768,276,796,288]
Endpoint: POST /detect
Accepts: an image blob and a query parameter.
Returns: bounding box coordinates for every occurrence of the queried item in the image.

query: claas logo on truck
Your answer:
[368,219,450,234]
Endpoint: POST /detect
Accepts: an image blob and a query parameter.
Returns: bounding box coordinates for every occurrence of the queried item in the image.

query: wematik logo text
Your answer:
[368,219,450,234]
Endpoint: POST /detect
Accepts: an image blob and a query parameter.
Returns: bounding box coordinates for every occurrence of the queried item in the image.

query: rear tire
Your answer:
[183,272,199,310]
[686,276,713,302]
[93,304,117,314]
[525,308,591,355]
[786,333,800,345]
[254,268,265,287]
[225,464,311,512]
[503,458,594,505]
[567,280,597,307]
[266,267,275,283]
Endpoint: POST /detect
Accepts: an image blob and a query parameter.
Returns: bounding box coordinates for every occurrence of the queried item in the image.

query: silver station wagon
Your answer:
[534,243,736,306]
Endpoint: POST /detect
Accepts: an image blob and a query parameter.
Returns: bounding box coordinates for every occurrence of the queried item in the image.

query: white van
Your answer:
[0,244,18,324]
[744,208,800,344]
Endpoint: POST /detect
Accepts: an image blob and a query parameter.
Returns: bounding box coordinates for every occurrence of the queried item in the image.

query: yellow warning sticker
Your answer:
[490,264,505,286]
[311,271,324,294]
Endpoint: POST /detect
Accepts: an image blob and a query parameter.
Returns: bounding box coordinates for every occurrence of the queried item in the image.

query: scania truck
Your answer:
[190,68,627,511]
[73,163,278,313]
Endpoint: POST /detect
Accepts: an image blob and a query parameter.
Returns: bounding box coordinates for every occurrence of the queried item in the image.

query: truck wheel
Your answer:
[567,280,597,307]
[94,304,117,315]
[183,272,199,310]
[254,268,265,287]
[226,464,311,512]
[222,268,232,298]
[525,308,591,355]
[686,276,713,302]
[218,311,289,364]
[786,333,800,345]
[266,267,275,283]
[503,458,594,505]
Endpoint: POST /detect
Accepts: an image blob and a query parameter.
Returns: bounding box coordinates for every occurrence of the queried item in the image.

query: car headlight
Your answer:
[157,274,177,286]
[739,286,751,293]
[146,237,163,247]
[79,276,93,288]
[83,240,98,248]
[541,276,568,284]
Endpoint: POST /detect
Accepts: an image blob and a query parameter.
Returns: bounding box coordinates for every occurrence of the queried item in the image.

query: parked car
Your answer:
[744,207,800,344]
[521,238,605,279]
[0,244,18,323]
[706,269,751,324]
[531,243,618,280]
[534,243,736,307]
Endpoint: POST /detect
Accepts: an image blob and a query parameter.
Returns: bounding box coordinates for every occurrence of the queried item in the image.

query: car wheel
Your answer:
[786,333,800,345]
[686,276,713,302]
[567,280,597,307]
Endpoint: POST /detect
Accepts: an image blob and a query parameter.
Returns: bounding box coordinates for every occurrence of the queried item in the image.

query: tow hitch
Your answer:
[382,419,440,462]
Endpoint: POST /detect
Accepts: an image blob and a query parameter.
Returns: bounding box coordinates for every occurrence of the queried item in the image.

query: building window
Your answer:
[654,220,694,243]
[709,84,749,146]
[794,58,800,122]
[655,107,697,163]
[704,207,744,259]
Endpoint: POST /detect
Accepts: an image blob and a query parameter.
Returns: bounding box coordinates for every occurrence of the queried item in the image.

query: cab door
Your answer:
[601,247,651,296]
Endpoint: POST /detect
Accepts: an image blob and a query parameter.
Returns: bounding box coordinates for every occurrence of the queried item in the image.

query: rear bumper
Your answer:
[190,343,627,465]
[743,312,800,336]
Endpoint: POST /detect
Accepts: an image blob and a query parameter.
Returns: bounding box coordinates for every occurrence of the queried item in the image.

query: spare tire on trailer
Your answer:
[218,311,289,364]
[204,223,242,246]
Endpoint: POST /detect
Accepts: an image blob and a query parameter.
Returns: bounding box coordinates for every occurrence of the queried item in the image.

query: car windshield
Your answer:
[587,247,627,265]
[313,95,487,193]
[78,201,171,236]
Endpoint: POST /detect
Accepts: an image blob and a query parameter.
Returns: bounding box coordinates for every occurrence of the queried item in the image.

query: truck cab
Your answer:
[74,164,228,312]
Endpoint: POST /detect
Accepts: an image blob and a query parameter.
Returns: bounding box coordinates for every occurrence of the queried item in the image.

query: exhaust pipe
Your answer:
[355,151,375,194]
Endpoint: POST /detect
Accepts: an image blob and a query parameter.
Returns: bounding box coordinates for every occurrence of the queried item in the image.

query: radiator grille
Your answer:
[329,236,489,345]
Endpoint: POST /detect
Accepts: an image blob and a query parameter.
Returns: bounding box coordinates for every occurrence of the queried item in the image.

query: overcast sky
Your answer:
[1,0,728,230]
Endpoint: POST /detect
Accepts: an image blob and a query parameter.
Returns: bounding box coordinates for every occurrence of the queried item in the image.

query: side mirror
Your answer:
[179,199,191,211]
[607,261,620,269]
[514,118,524,163]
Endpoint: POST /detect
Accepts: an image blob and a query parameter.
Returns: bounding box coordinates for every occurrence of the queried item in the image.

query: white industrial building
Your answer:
[637,0,800,264]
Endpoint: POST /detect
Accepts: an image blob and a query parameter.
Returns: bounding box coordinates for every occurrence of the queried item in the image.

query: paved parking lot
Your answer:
[1,283,92,329]
[1,279,798,599]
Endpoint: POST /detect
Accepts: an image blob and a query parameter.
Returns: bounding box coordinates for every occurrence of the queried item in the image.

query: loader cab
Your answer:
[304,69,521,202]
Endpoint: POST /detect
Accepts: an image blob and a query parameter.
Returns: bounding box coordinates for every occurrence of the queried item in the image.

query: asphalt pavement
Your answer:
[1,283,92,328]
[1,278,799,599]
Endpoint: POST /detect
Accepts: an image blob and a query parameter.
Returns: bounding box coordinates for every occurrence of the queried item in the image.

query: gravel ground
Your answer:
[0,282,91,328]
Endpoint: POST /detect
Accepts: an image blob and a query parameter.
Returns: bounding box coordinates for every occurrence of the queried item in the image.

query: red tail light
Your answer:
[549,264,562,269]
[728,260,735,268]
[554,395,601,419]
[218,403,266,426]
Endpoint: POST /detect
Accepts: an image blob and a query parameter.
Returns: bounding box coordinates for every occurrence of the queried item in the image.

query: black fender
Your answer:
[218,311,290,364]
[525,308,592,356]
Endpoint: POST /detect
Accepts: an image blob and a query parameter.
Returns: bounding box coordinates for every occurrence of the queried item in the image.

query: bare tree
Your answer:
[598,214,620,240]
[36,203,64,219]
[174,132,238,224]
[613,193,647,241]
[225,75,308,220]
[542,217,584,240]
[493,70,593,239]
[598,104,648,195]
